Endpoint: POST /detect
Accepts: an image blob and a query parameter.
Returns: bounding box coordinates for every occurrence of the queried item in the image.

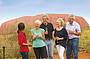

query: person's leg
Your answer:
[56,45,60,58]
[24,52,28,59]
[66,40,72,59]
[45,40,49,59]
[41,46,48,59]
[48,40,54,59]
[20,52,28,59]
[72,38,79,59]
[56,45,65,59]
[33,48,40,59]
[20,52,24,59]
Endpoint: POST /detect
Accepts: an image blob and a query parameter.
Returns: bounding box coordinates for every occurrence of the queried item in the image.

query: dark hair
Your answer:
[17,22,25,33]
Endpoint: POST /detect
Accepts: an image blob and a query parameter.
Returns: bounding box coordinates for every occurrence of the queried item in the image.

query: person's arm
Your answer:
[56,37,64,40]
[52,31,56,40]
[51,23,54,32]
[40,29,45,41]
[30,32,36,41]
[22,34,29,46]
[68,30,80,36]
[18,34,23,46]
[73,31,81,36]
[71,23,81,36]
[30,29,37,41]
[69,25,81,36]
[63,28,69,40]
[51,23,55,40]
[22,43,28,46]
[18,33,28,46]
[42,32,45,41]
[74,24,81,36]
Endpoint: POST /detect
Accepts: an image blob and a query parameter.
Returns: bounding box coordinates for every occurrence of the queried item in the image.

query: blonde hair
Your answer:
[34,19,42,25]
[56,18,65,26]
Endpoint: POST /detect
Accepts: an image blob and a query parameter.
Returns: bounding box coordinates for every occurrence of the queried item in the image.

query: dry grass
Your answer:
[0,28,90,59]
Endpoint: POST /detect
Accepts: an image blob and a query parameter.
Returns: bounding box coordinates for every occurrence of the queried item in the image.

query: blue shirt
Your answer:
[30,28,46,48]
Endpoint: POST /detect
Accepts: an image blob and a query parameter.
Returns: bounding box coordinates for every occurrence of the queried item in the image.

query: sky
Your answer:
[0,0,90,26]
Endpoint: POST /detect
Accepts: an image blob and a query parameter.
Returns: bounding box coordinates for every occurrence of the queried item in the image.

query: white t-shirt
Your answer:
[65,21,81,39]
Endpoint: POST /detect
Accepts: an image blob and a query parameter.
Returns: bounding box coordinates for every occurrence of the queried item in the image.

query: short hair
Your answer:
[42,13,49,20]
[18,22,25,31]
[68,14,75,19]
[34,19,42,25]
[56,18,65,26]
[42,13,48,17]
[42,15,48,19]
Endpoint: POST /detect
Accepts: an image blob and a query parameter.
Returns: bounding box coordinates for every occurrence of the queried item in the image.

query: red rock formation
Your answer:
[0,14,89,34]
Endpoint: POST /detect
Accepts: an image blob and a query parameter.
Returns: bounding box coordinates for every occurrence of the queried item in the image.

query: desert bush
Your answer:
[79,28,90,52]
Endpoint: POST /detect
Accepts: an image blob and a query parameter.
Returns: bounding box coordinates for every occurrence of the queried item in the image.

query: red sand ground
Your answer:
[54,52,90,59]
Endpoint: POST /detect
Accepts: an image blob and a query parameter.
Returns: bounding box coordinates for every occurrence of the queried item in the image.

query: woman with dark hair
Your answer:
[17,22,29,59]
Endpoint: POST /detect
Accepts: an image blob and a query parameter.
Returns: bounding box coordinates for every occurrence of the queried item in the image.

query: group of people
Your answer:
[17,14,81,59]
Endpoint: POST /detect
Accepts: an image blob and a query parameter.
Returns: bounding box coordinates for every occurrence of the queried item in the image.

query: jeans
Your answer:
[45,39,54,59]
[20,52,28,59]
[66,38,79,59]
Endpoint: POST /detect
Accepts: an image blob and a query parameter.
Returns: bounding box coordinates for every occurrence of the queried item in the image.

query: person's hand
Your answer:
[44,31,48,35]
[68,30,75,34]
[23,43,28,46]
[36,35,42,38]
[56,37,60,40]
[56,37,64,40]
[28,43,32,47]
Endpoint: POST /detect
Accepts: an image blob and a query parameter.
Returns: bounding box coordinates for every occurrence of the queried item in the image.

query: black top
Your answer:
[40,23,54,39]
[54,28,68,48]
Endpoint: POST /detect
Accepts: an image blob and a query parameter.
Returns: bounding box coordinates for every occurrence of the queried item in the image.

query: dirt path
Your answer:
[54,52,90,59]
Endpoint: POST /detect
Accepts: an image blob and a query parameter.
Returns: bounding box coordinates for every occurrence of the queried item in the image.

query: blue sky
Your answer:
[0,0,90,26]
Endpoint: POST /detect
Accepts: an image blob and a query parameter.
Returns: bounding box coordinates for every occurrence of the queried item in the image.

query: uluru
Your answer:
[0,14,89,34]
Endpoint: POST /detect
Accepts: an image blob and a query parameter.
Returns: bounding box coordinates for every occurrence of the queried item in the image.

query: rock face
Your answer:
[0,14,89,34]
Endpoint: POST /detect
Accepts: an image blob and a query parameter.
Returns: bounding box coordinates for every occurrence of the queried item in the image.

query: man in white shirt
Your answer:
[65,14,81,59]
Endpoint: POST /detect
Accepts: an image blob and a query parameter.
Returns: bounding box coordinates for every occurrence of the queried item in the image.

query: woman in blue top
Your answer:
[30,19,47,59]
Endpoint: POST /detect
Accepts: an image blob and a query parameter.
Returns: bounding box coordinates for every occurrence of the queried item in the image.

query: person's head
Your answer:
[68,14,75,24]
[56,18,65,27]
[42,15,49,24]
[17,22,25,33]
[34,19,42,29]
